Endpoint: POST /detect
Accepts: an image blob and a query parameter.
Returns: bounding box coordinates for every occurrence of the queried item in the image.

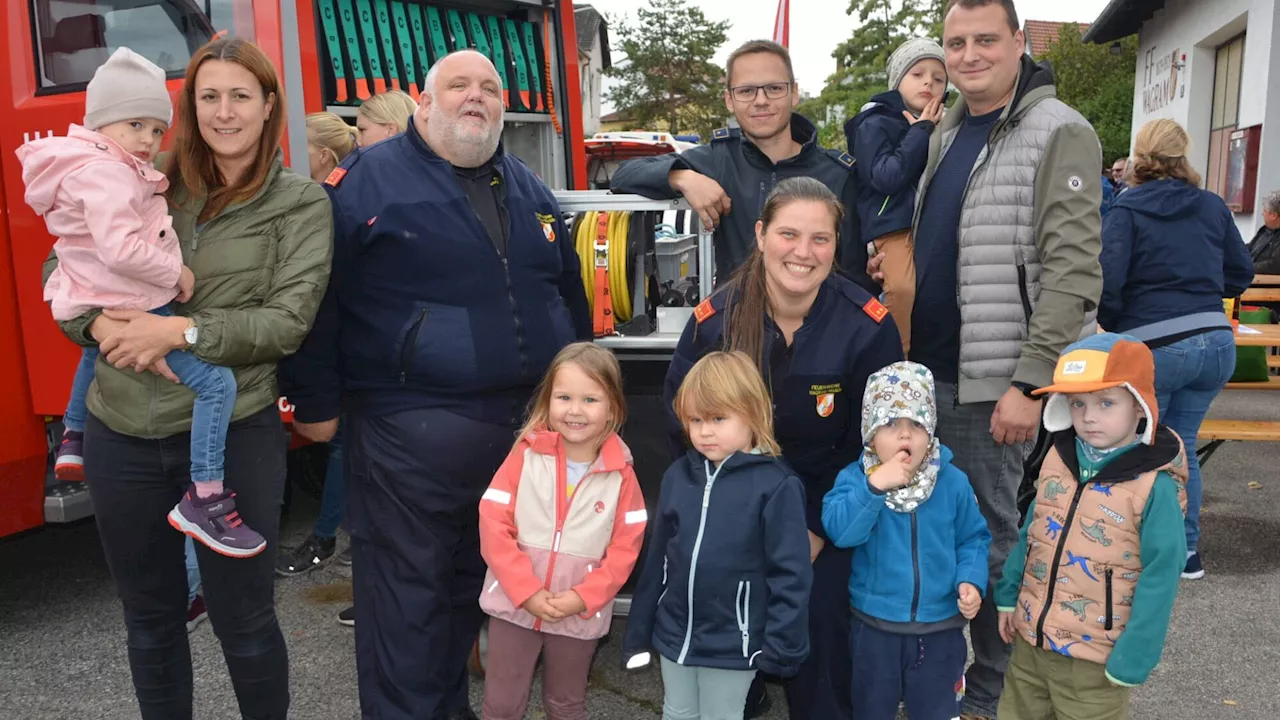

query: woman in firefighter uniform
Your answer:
[661,177,903,720]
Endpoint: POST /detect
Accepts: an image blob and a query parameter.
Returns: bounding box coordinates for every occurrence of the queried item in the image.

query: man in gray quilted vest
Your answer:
[867,1,1104,717]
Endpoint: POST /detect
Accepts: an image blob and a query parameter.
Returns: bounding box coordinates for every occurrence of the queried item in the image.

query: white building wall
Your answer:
[580,38,605,137]
[1130,0,1278,238]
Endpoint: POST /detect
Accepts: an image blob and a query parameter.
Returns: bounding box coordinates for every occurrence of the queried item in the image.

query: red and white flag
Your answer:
[772,0,789,47]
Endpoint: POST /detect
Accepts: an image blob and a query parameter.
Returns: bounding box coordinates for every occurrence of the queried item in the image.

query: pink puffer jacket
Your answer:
[18,124,180,321]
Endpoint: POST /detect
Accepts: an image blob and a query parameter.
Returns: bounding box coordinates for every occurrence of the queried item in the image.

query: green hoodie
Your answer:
[44,152,333,438]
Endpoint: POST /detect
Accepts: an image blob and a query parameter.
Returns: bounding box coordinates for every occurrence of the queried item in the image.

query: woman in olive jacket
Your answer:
[43,38,332,719]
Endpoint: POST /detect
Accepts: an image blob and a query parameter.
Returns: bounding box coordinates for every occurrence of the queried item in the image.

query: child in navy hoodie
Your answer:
[846,38,946,352]
[624,351,812,720]
[823,361,990,720]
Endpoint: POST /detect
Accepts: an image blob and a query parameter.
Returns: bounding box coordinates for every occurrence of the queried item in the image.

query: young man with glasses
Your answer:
[611,40,873,292]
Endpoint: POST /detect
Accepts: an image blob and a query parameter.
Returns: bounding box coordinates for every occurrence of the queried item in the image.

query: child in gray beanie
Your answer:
[822,360,990,720]
[17,47,263,559]
[845,37,948,355]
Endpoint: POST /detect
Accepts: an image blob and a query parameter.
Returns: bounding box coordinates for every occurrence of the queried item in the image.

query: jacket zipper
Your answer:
[879,195,892,216]
[457,173,529,382]
[909,513,921,621]
[735,579,752,657]
[1033,480,1088,648]
[399,308,428,385]
[676,460,723,664]
[1104,568,1114,631]
[1015,254,1033,327]
[657,556,668,607]
[535,450,593,631]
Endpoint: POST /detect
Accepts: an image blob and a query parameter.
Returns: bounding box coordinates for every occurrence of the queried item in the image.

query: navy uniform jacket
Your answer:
[624,450,813,677]
[609,114,873,291]
[663,273,904,541]
[278,121,591,427]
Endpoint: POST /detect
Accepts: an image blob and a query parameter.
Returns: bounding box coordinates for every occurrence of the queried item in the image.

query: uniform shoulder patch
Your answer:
[694,298,716,323]
[862,297,888,323]
[711,127,731,141]
[836,151,855,168]
[322,167,347,187]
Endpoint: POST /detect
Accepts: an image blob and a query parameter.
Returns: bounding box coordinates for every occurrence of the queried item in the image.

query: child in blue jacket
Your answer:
[846,37,946,352]
[823,361,990,720]
[625,351,812,720]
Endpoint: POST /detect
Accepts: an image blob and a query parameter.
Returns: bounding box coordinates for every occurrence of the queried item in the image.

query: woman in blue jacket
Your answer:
[1099,118,1254,580]
[656,177,904,719]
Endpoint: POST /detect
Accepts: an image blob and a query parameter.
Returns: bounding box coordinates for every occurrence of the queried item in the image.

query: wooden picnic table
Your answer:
[1242,287,1280,302]
[1235,323,1280,347]
[1253,274,1280,286]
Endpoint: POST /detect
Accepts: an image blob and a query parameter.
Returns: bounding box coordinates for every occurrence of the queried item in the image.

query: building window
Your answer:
[1206,34,1245,199]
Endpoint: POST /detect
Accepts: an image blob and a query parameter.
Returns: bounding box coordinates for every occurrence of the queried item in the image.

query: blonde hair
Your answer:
[357,90,417,132]
[674,351,781,456]
[517,343,627,448]
[1129,118,1202,187]
[306,112,357,166]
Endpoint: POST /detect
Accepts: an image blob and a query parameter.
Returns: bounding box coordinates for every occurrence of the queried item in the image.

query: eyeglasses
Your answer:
[728,83,792,102]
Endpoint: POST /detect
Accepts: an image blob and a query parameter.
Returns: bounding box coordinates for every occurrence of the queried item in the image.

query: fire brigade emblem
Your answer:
[536,212,557,242]
[816,393,835,418]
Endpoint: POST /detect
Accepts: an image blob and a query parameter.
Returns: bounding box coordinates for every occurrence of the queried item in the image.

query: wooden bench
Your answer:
[1241,287,1280,302]
[1196,419,1280,465]
[1271,355,1280,371]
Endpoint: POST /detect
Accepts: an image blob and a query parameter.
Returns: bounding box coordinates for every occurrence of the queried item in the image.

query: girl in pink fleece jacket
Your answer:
[20,48,262,559]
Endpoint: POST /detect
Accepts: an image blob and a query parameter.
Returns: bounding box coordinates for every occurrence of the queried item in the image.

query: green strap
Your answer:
[336,0,368,88]
[446,9,470,50]
[390,2,418,90]
[520,20,544,112]
[424,7,450,62]
[373,0,400,89]
[404,2,432,82]
[485,16,511,100]
[466,13,492,61]
[318,0,346,84]
[354,0,385,86]
[503,18,531,110]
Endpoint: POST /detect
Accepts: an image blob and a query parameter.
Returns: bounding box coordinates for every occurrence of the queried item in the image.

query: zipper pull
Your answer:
[553,531,562,552]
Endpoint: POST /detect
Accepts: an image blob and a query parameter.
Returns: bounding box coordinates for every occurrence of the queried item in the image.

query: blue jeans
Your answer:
[1151,329,1236,553]
[314,424,346,539]
[64,307,237,482]
[185,536,201,607]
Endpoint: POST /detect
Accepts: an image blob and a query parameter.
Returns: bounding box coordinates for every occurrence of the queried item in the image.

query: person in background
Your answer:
[304,111,358,184]
[664,178,903,720]
[847,37,946,352]
[355,89,416,146]
[478,343,646,720]
[1110,157,1129,193]
[823,361,990,720]
[1248,189,1280,275]
[279,50,590,720]
[869,3,1105,714]
[1101,159,1115,217]
[1098,118,1253,580]
[43,37,333,718]
[996,335,1186,720]
[610,40,871,292]
[627,350,812,720]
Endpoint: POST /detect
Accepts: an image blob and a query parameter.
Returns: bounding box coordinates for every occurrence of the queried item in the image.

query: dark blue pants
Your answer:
[848,616,967,720]
[347,407,514,720]
[784,544,853,720]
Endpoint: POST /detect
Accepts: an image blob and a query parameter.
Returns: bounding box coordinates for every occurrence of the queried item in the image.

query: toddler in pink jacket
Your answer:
[19,48,263,559]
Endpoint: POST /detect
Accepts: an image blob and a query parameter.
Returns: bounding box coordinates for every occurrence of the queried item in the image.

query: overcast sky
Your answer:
[598,0,1112,113]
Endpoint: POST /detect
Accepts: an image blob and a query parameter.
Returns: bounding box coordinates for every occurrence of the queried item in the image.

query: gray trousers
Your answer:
[659,656,757,720]
[934,381,1034,718]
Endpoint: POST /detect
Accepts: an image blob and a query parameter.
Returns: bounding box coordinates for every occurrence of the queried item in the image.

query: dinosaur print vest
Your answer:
[1011,445,1185,665]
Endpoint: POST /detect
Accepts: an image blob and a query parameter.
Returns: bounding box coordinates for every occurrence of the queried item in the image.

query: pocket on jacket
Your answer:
[735,579,753,658]
[394,303,480,389]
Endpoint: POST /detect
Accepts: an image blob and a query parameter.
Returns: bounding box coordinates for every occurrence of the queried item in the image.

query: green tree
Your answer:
[603,0,730,142]
[1042,23,1139,164]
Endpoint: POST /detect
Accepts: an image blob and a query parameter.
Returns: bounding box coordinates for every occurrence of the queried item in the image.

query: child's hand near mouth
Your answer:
[869,450,916,492]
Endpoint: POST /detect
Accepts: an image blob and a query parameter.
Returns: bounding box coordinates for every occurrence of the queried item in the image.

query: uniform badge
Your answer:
[536,212,557,242]
[816,393,835,418]
[862,297,888,323]
[594,501,606,514]
[694,298,716,323]
[1067,175,1083,192]
[323,167,347,187]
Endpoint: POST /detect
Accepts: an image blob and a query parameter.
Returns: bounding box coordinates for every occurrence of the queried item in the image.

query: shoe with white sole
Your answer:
[168,487,266,558]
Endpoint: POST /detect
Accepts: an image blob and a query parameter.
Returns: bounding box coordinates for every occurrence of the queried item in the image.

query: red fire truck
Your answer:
[0,0,588,538]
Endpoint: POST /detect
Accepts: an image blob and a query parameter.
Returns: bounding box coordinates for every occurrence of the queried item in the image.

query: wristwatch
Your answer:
[183,319,199,348]
[1011,381,1041,399]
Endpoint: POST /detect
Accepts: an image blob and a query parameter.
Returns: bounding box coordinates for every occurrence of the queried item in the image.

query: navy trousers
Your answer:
[347,407,515,720]
[848,615,967,720]
[784,544,854,719]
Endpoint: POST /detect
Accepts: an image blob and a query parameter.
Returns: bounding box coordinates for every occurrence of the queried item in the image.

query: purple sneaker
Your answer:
[55,430,85,481]
[168,488,266,558]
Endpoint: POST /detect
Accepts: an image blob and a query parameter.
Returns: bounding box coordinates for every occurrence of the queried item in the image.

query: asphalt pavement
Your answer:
[1,388,1277,719]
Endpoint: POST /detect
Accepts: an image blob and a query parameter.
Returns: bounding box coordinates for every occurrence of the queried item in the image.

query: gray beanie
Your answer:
[84,48,173,131]
[887,37,946,91]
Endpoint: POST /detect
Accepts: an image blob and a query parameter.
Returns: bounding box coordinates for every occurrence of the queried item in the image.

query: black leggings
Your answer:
[84,405,290,720]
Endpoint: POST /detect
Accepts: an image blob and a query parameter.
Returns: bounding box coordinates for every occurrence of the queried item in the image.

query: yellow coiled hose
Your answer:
[573,210,633,324]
